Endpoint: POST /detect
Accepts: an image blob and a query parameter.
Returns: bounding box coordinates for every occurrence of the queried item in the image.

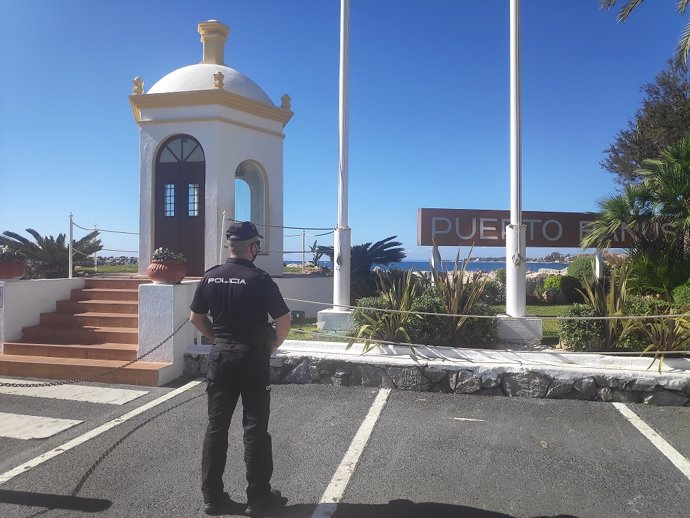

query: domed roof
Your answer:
[147,63,274,106]
[145,21,275,107]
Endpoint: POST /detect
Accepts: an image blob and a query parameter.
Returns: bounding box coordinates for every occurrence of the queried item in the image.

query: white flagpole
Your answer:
[333,0,351,309]
[506,0,526,317]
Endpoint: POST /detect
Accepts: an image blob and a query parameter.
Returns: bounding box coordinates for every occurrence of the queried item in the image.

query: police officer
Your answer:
[190,221,291,516]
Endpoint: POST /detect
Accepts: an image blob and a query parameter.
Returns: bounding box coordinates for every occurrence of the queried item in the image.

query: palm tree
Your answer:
[601,0,690,69]
[583,136,690,297]
[638,136,690,257]
[0,228,102,278]
[317,236,407,302]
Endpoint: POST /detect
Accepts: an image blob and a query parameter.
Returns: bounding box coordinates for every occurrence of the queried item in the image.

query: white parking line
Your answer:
[612,402,690,482]
[0,379,148,405]
[0,412,82,440]
[0,379,203,485]
[311,388,391,518]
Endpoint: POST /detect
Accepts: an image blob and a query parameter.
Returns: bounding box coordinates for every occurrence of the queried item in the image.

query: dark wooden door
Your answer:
[154,136,205,276]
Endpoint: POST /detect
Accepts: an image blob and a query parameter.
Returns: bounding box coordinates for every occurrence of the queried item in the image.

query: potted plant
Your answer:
[146,247,187,284]
[0,245,27,280]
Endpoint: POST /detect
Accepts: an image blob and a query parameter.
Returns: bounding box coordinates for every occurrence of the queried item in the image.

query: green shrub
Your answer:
[543,275,562,292]
[408,288,454,346]
[481,279,504,305]
[458,301,498,346]
[541,275,582,303]
[351,296,390,331]
[560,275,584,303]
[494,268,506,288]
[558,304,605,352]
[408,289,498,347]
[567,256,595,282]
[672,282,690,308]
[349,270,421,350]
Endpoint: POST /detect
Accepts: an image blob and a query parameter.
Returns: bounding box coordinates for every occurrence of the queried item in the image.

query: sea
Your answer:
[286,260,567,273]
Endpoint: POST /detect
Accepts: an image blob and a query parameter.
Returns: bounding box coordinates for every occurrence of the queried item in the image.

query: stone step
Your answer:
[72,288,139,302]
[40,312,138,329]
[0,354,167,386]
[3,342,137,361]
[84,278,151,290]
[56,299,138,315]
[22,325,138,345]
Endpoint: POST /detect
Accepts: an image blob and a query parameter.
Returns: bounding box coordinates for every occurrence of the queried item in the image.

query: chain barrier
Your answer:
[283,297,690,322]
[287,327,689,357]
[72,220,138,235]
[0,319,189,388]
[225,215,333,232]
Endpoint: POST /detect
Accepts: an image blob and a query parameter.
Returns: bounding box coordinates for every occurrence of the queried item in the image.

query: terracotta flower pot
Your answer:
[0,260,26,280]
[146,260,186,284]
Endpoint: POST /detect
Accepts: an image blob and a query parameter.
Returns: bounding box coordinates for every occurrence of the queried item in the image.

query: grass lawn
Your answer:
[288,319,348,342]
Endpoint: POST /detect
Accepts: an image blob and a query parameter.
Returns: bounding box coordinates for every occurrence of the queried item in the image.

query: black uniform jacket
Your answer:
[190,258,289,349]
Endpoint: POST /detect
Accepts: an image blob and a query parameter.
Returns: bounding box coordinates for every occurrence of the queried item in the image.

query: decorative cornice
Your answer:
[137,115,285,138]
[129,89,293,127]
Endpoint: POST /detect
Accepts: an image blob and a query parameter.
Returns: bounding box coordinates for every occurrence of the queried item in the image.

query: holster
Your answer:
[265,322,277,353]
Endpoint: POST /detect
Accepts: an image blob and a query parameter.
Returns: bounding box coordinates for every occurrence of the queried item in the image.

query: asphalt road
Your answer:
[0,380,689,518]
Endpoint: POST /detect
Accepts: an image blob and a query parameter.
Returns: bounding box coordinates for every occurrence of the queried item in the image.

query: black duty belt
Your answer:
[212,342,251,353]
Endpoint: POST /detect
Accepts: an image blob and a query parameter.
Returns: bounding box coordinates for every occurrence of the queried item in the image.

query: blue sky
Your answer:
[0,0,684,261]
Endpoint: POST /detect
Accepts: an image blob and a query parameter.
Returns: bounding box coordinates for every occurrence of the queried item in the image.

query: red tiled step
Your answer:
[40,312,138,329]
[84,278,151,290]
[56,299,138,315]
[72,288,139,302]
[0,354,167,386]
[3,342,137,361]
[22,325,138,345]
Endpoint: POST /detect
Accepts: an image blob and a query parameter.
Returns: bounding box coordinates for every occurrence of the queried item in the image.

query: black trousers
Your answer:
[201,344,273,502]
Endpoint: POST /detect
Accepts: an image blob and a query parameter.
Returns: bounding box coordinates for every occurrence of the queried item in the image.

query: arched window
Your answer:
[234,161,266,248]
[234,178,251,221]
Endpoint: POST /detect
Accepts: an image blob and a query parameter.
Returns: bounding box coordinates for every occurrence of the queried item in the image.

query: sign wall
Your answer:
[417,208,637,248]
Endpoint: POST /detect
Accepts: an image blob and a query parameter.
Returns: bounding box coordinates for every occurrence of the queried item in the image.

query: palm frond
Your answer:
[679,0,690,15]
[675,19,690,70]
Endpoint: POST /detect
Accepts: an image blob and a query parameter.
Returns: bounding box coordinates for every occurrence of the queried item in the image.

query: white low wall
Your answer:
[0,278,85,353]
[273,275,333,319]
[139,275,332,385]
[138,280,200,385]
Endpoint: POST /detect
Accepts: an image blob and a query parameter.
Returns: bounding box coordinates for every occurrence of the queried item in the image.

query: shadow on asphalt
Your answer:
[0,489,111,512]
[276,500,579,518]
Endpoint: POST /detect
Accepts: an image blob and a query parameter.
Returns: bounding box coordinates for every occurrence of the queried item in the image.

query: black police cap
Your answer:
[226,221,263,241]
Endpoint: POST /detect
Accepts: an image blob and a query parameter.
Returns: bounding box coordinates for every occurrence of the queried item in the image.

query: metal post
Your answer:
[333,0,351,309]
[595,249,604,281]
[68,213,73,279]
[506,0,526,317]
[93,224,98,273]
[302,229,306,273]
[219,210,226,265]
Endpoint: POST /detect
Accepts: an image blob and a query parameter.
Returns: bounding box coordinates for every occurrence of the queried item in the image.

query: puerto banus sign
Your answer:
[417,208,642,248]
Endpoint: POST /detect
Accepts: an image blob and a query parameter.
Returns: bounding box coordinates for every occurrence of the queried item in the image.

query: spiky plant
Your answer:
[429,244,488,345]
[0,228,102,278]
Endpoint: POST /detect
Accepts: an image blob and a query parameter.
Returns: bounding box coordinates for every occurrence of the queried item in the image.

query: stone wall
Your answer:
[183,350,690,407]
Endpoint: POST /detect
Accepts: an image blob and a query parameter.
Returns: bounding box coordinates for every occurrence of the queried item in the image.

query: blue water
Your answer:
[286,260,567,273]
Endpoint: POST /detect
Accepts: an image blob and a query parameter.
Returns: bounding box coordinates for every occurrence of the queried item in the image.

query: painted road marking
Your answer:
[612,402,690,482]
[311,388,391,518]
[451,417,485,422]
[0,379,203,485]
[0,412,82,440]
[0,379,148,405]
